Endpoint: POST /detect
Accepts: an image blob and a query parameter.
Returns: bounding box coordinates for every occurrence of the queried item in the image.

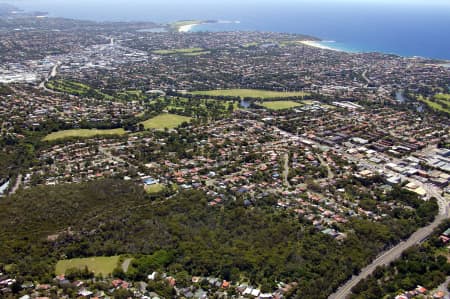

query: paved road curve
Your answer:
[38,61,61,91]
[273,126,450,299]
[329,187,449,299]
[9,173,22,195]
[282,152,291,188]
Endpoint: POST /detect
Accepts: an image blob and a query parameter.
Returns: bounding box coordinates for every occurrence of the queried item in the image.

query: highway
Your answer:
[272,127,449,299]
[328,174,449,299]
[38,61,61,91]
[8,173,22,195]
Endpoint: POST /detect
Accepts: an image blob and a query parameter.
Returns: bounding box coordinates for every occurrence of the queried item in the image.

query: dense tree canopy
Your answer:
[0,179,438,298]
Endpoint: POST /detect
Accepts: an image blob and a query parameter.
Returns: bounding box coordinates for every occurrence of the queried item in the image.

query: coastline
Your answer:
[300,40,340,52]
[300,40,359,53]
[177,20,239,33]
[178,23,200,32]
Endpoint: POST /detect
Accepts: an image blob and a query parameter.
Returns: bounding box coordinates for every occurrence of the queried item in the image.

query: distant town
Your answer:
[0,6,449,299]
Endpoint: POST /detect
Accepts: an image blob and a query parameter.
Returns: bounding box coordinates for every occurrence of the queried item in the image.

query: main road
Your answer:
[8,173,22,195]
[270,127,449,299]
[329,184,449,299]
[282,152,291,188]
[38,61,61,91]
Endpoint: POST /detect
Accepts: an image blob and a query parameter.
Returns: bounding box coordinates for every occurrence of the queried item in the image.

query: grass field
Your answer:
[43,128,126,141]
[145,184,165,194]
[117,90,147,101]
[191,89,307,99]
[140,113,192,130]
[153,48,205,55]
[435,93,450,101]
[279,40,303,47]
[46,80,113,100]
[243,42,259,48]
[259,101,303,110]
[55,256,120,276]
[418,94,450,114]
[47,80,149,102]
[183,51,211,56]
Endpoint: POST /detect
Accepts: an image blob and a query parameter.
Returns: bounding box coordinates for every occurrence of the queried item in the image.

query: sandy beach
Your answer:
[300,40,340,51]
[178,24,199,32]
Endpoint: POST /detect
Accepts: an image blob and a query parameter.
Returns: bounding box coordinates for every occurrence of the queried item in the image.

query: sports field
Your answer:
[259,101,303,110]
[191,89,307,99]
[183,51,210,56]
[418,94,450,114]
[435,93,450,101]
[145,184,165,194]
[140,113,191,130]
[46,80,113,100]
[55,256,120,276]
[43,128,126,141]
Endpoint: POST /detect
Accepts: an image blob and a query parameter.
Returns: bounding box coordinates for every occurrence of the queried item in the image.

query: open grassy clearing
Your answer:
[191,89,307,99]
[279,40,305,47]
[117,89,147,101]
[43,128,126,141]
[435,93,450,101]
[55,256,120,276]
[139,113,191,130]
[153,48,204,55]
[259,101,303,110]
[46,80,149,102]
[418,94,450,114]
[46,80,114,100]
[183,51,211,56]
[164,97,239,116]
[145,184,165,194]
[46,80,90,93]
[421,98,446,111]
[434,93,450,105]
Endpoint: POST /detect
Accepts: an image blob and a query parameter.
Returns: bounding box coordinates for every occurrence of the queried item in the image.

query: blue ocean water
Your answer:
[9,0,450,60]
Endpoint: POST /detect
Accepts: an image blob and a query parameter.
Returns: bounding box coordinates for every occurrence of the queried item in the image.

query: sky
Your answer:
[3,0,449,23]
[3,0,450,11]
[1,0,450,15]
[2,0,450,5]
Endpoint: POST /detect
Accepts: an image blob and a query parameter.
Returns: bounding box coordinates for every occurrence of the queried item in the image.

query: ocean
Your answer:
[9,0,450,60]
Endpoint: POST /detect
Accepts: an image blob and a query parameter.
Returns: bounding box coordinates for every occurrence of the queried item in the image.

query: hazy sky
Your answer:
[3,0,450,23]
[2,0,450,5]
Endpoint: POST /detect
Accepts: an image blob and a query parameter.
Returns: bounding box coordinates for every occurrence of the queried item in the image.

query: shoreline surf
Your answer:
[178,23,200,32]
[299,40,349,53]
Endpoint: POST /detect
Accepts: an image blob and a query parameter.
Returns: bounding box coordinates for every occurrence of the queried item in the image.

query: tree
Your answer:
[10,281,22,294]
[112,267,126,280]
[113,288,134,299]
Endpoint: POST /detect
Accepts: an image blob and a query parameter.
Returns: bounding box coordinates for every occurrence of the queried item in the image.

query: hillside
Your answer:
[0,179,438,298]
